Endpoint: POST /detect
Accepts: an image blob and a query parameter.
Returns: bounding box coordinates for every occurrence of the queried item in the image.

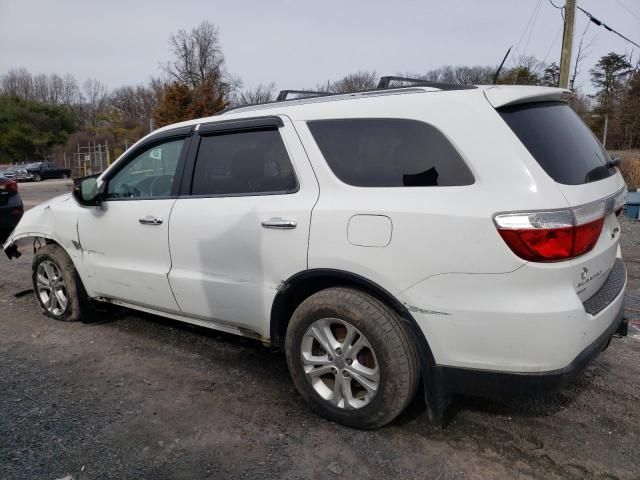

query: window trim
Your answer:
[101,127,193,202]
[179,120,300,199]
[306,117,475,188]
[198,115,284,136]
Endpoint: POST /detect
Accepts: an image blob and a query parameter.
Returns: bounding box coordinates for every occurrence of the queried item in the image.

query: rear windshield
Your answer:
[307,118,474,187]
[498,101,614,185]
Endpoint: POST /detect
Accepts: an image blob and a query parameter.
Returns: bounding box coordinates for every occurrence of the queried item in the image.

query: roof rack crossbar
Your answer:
[276,90,330,102]
[377,76,477,91]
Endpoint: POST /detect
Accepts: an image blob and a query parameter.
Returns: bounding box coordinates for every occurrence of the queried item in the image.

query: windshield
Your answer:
[498,101,614,185]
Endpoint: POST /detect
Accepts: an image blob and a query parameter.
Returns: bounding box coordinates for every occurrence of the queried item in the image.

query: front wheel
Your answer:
[33,173,42,182]
[32,244,95,322]
[285,287,420,429]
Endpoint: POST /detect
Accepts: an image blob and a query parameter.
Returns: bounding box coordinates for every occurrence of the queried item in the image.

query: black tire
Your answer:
[285,287,420,429]
[33,173,42,182]
[32,244,98,322]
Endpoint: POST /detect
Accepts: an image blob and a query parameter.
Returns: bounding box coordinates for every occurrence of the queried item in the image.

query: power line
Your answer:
[576,5,640,49]
[512,0,544,62]
[543,24,564,63]
[522,0,543,58]
[615,0,640,23]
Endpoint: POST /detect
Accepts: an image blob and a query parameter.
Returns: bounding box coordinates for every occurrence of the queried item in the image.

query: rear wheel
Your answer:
[32,244,97,322]
[285,287,420,429]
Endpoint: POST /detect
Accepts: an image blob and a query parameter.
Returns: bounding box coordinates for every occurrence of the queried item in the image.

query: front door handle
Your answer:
[261,218,297,229]
[139,215,163,225]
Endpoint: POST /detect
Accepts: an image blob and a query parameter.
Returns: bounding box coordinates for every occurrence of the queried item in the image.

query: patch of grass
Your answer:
[611,150,640,189]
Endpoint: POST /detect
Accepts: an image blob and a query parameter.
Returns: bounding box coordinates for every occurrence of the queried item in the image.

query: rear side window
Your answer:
[191,129,298,196]
[498,101,614,185]
[307,119,474,187]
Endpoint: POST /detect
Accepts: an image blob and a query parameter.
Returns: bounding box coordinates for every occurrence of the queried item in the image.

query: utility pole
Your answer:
[559,0,576,89]
[602,114,608,148]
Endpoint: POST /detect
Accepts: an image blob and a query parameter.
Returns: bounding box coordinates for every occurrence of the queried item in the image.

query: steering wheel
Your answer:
[150,175,174,197]
[114,183,141,198]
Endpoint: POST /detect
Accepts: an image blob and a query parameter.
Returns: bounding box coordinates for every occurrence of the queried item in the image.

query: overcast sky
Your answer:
[1,0,638,94]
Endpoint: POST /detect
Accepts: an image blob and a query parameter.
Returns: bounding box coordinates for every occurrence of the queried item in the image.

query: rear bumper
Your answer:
[400,253,627,373]
[0,200,24,230]
[438,297,626,398]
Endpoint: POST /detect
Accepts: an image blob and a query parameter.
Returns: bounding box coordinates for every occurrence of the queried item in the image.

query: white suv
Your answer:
[3,79,628,429]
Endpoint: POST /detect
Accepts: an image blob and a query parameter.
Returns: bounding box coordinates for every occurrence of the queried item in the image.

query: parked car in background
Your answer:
[25,162,71,182]
[1,165,32,182]
[0,175,23,242]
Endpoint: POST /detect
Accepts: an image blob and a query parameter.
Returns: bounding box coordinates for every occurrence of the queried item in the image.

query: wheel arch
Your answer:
[270,268,449,421]
[6,232,93,294]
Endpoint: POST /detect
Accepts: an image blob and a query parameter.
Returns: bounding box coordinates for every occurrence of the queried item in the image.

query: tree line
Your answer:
[0,20,639,167]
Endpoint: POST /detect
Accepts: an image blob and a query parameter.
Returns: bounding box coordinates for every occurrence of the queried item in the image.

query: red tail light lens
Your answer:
[0,179,18,193]
[498,226,574,261]
[573,218,605,256]
[495,199,608,262]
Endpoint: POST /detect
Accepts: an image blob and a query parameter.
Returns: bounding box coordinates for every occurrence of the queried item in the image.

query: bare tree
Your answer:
[32,73,49,103]
[233,82,276,106]
[1,69,83,108]
[59,74,83,107]
[83,78,108,126]
[499,55,546,85]
[162,21,239,98]
[570,23,596,91]
[326,71,377,93]
[1,68,34,99]
[454,65,496,84]
[111,80,165,129]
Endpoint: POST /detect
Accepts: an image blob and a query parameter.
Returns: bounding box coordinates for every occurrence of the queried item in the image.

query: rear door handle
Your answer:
[139,215,163,225]
[261,218,297,229]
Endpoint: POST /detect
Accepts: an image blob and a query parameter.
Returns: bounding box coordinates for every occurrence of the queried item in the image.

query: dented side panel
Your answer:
[167,117,320,338]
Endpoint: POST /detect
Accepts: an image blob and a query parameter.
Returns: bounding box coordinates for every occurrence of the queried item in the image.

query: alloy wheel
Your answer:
[36,260,68,316]
[301,317,380,409]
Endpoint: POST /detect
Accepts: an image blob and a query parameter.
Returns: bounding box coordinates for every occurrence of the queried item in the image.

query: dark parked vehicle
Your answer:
[25,162,71,182]
[0,175,23,242]
[1,165,32,181]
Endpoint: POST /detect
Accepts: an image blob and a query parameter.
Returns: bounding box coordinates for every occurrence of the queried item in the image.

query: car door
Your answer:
[167,116,319,338]
[43,162,53,179]
[77,130,192,312]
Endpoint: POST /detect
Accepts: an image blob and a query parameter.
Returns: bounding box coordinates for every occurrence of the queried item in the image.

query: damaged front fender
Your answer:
[2,193,80,260]
[4,242,21,259]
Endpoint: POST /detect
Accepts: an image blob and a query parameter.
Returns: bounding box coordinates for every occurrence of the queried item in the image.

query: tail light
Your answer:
[494,188,626,262]
[0,179,18,194]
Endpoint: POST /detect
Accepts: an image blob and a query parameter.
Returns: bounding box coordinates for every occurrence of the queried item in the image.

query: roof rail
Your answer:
[276,90,330,101]
[377,76,477,91]
[222,76,478,114]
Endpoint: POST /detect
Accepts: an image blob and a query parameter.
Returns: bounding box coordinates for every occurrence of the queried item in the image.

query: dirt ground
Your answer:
[1,180,639,480]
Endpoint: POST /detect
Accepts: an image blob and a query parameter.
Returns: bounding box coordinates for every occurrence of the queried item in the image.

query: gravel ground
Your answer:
[1,182,639,480]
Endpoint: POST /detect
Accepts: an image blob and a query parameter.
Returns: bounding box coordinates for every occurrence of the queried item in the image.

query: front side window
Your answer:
[307,118,474,187]
[106,138,184,199]
[191,129,298,196]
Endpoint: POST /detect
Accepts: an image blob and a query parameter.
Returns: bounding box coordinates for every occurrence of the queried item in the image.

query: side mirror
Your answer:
[72,177,102,206]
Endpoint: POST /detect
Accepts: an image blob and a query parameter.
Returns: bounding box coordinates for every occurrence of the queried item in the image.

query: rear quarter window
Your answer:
[307,118,474,187]
[498,101,615,185]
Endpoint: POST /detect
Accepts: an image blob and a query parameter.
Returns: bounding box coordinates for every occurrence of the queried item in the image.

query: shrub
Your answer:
[614,150,640,189]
